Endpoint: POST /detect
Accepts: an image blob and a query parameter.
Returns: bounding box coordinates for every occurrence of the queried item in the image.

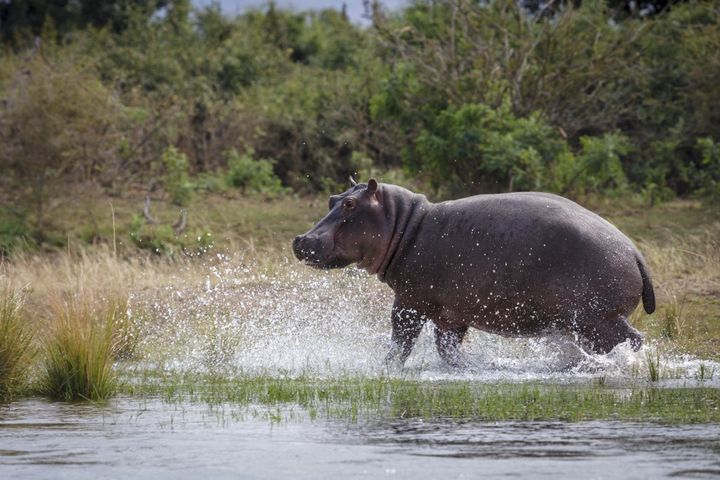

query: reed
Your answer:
[646,348,662,382]
[0,286,35,401]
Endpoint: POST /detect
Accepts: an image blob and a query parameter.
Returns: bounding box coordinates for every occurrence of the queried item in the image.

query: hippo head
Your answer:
[293,178,391,272]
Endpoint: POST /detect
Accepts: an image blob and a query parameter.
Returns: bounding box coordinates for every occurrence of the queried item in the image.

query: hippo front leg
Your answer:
[384,299,427,371]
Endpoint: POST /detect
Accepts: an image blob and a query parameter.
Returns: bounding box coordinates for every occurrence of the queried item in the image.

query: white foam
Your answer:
[128,255,720,387]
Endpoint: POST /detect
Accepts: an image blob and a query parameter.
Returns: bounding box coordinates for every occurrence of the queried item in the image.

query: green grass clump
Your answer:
[0,287,35,401]
[646,349,662,382]
[37,297,120,401]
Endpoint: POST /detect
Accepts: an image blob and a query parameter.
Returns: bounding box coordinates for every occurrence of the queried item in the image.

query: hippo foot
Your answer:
[438,352,469,370]
[383,347,409,374]
[384,358,404,375]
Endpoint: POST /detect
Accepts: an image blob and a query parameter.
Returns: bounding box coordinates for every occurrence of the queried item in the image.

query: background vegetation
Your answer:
[1,0,719,254]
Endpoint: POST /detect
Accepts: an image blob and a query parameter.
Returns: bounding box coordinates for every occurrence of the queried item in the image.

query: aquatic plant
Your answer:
[697,363,715,382]
[646,348,662,382]
[125,371,720,424]
[0,286,35,401]
[37,296,120,401]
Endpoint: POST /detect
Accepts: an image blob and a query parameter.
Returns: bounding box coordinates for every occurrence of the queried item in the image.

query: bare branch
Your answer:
[173,209,188,235]
[143,195,156,224]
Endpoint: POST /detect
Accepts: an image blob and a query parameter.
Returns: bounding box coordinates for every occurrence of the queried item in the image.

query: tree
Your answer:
[0,0,168,46]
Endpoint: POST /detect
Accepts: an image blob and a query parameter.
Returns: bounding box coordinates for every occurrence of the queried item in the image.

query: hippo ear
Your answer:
[366,178,382,204]
[349,175,357,187]
[367,178,378,194]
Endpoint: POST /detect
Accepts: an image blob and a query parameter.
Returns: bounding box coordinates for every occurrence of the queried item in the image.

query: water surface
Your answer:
[2,397,719,479]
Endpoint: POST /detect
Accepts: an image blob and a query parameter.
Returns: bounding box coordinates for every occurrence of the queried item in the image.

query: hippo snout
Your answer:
[292,235,307,261]
[293,234,324,264]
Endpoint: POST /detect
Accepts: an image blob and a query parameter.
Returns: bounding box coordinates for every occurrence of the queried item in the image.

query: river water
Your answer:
[2,397,720,479]
[3,263,719,478]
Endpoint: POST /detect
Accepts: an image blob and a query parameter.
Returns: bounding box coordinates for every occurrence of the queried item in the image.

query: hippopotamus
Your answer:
[293,178,655,368]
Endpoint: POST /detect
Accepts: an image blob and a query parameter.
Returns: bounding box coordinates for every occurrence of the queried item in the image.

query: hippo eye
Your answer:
[343,198,357,211]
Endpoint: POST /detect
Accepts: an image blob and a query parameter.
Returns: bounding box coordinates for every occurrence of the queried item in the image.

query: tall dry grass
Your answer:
[0,247,197,401]
[633,222,720,357]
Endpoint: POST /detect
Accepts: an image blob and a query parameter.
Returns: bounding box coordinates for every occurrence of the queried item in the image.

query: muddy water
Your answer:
[2,397,720,479]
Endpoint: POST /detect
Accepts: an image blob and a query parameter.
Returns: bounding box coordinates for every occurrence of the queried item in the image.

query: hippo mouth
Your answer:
[301,255,351,270]
[292,238,350,269]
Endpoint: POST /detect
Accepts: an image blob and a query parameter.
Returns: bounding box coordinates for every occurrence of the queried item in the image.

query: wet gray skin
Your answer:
[293,179,655,369]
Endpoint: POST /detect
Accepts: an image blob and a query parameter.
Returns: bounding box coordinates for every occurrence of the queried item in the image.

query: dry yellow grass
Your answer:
[631,223,720,358]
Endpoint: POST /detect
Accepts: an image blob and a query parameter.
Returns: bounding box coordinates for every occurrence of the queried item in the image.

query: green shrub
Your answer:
[413,101,566,194]
[0,287,35,401]
[695,137,720,204]
[226,148,287,195]
[0,206,33,256]
[553,133,631,196]
[129,215,214,257]
[0,56,122,232]
[194,171,228,193]
[2,0,719,202]
[162,146,193,206]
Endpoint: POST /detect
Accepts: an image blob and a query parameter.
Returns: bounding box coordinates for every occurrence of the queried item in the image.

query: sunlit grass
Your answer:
[0,286,35,401]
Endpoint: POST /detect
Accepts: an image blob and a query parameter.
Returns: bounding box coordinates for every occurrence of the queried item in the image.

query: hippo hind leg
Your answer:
[434,323,469,368]
[577,314,643,354]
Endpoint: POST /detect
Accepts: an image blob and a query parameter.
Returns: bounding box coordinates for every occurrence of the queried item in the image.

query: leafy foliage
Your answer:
[695,137,720,204]
[0,207,33,255]
[162,146,193,206]
[226,149,287,195]
[414,102,566,194]
[0,0,719,249]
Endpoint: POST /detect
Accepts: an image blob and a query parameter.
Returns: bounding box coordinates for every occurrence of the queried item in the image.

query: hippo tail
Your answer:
[636,254,656,314]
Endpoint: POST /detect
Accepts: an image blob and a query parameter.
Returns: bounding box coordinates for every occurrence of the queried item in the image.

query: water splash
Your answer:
[128,253,720,386]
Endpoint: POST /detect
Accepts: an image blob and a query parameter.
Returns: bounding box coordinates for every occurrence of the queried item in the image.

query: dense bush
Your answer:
[226,149,287,195]
[413,102,566,194]
[162,146,193,206]
[0,56,122,231]
[0,0,719,243]
[0,206,33,255]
